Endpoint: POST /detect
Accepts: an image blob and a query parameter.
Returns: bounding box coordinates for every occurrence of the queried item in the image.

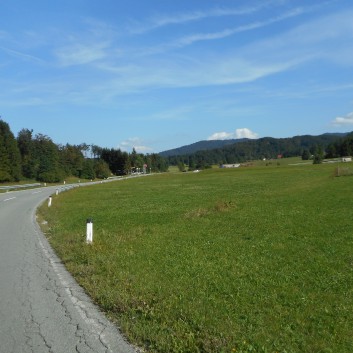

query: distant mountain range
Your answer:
[159,133,348,158]
[159,138,249,157]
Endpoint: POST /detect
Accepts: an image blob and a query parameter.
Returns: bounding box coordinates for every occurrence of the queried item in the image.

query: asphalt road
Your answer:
[0,185,137,353]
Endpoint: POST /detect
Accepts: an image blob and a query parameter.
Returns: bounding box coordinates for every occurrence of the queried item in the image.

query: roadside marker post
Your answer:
[86,218,93,244]
[48,196,52,207]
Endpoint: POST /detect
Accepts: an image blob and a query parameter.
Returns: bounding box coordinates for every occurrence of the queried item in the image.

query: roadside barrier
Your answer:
[0,183,41,190]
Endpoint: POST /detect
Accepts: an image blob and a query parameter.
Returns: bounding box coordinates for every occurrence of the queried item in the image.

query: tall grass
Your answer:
[334,166,353,177]
[38,164,353,353]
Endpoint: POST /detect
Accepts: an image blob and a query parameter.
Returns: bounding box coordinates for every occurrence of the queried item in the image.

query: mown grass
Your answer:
[38,163,353,353]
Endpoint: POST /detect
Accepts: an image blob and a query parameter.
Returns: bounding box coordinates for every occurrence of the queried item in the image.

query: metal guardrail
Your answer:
[1,175,148,192]
[0,183,42,190]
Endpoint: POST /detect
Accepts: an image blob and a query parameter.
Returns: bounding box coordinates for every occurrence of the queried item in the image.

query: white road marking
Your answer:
[3,197,16,202]
[32,191,42,194]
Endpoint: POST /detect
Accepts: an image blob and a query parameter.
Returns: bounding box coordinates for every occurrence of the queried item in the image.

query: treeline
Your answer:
[166,134,350,169]
[326,132,353,158]
[0,119,168,183]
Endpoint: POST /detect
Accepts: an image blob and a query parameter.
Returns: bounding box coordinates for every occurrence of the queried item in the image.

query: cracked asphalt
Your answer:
[0,186,138,353]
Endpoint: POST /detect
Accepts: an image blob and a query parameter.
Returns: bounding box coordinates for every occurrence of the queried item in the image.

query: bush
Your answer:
[94,160,111,179]
[313,154,323,164]
[37,171,62,183]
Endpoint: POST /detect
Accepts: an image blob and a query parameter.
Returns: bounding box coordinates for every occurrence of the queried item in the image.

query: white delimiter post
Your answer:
[86,218,93,244]
[48,196,52,207]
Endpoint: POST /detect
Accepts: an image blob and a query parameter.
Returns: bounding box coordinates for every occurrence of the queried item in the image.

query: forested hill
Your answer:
[164,133,350,167]
[159,138,248,157]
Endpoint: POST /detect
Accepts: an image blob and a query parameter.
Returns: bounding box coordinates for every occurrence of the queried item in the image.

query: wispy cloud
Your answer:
[332,112,353,126]
[169,7,308,49]
[113,8,353,94]
[250,9,353,57]
[129,2,273,34]
[0,45,44,63]
[118,137,153,153]
[95,55,303,97]
[55,41,110,66]
[154,4,268,25]
[2,5,352,109]
[208,128,259,140]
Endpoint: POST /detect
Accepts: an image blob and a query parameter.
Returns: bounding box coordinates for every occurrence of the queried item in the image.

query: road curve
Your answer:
[0,186,137,353]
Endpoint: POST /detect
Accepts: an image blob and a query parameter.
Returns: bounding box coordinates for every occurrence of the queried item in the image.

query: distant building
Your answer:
[220,164,241,168]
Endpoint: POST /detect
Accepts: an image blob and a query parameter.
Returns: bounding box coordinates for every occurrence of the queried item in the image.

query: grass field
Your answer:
[38,162,353,353]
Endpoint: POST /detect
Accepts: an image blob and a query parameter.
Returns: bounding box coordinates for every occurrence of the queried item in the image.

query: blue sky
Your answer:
[1,0,353,153]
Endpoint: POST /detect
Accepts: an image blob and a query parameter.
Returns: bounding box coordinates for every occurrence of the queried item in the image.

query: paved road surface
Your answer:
[0,186,137,353]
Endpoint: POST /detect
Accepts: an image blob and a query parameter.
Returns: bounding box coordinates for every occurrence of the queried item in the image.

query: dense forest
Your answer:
[165,133,353,169]
[0,119,168,183]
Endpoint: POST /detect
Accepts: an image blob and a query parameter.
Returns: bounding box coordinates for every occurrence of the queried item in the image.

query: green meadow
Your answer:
[38,162,353,353]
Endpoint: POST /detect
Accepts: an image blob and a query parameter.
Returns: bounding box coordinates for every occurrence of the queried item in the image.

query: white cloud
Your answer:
[208,132,234,140]
[152,4,267,26]
[208,128,259,140]
[0,45,44,63]
[97,9,353,95]
[171,7,307,49]
[332,112,353,125]
[55,42,110,66]
[4,4,353,107]
[235,128,259,139]
[97,57,300,96]
[129,3,272,34]
[118,137,153,153]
